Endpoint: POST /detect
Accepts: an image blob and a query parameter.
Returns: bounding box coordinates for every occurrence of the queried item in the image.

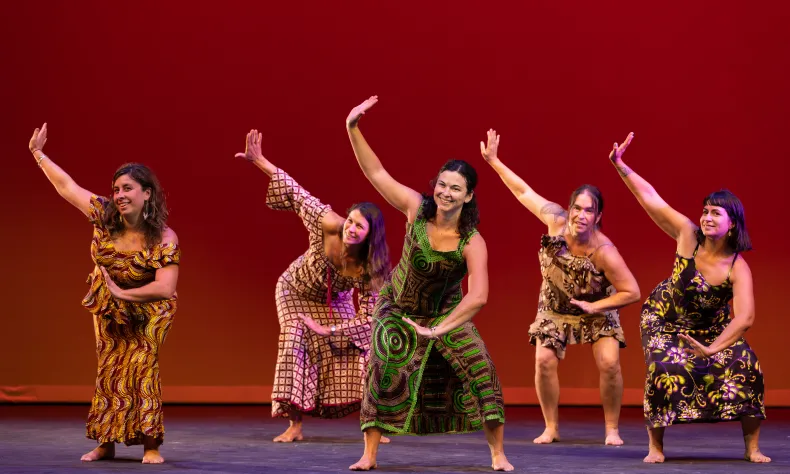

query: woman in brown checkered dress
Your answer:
[235,130,392,443]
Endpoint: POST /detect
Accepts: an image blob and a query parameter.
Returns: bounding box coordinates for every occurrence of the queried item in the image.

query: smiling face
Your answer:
[112,174,151,218]
[433,170,472,213]
[343,209,370,245]
[699,204,733,240]
[568,191,601,236]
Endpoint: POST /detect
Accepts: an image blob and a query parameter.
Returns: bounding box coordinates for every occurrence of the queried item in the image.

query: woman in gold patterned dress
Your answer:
[480,129,641,446]
[234,130,392,443]
[346,97,513,472]
[609,133,769,463]
[28,124,180,464]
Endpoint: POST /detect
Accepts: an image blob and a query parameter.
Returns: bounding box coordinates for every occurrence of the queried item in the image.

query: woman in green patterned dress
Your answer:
[609,133,769,464]
[480,130,641,446]
[345,97,512,472]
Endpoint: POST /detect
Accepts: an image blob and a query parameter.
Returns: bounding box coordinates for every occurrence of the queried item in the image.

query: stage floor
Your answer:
[0,405,786,473]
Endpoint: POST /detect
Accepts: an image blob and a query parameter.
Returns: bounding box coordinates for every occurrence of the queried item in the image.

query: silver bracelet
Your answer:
[430,327,437,339]
[35,152,49,168]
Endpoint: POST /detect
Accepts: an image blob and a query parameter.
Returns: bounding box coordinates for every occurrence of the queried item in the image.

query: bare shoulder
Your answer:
[594,230,615,247]
[463,232,488,257]
[730,254,752,282]
[162,227,179,245]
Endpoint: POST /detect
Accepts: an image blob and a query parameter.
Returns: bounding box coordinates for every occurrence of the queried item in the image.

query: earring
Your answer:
[728,229,732,237]
[143,201,150,220]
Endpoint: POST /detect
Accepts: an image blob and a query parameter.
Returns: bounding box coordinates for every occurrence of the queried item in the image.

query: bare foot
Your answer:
[380,436,391,444]
[142,449,164,464]
[349,454,377,471]
[745,450,771,463]
[604,429,624,446]
[273,425,303,442]
[533,428,560,444]
[492,453,514,471]
[643,448,665,463]
[80,443,115,462]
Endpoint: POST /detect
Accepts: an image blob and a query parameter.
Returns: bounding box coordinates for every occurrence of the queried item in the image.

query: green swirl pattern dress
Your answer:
[641,246,765,427]
[360,205,505,435]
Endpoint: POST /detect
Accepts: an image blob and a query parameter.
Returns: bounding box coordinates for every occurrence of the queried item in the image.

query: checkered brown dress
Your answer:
[267,169,377,418]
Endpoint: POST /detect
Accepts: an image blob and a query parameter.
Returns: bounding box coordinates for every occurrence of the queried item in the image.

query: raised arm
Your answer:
[609,133,696,247]
[234,129,277,176]
[101,228,180,303]
[480,129,566,233]
[346,97,422,220]
[680,256,755,356]
[29,123,94,217]
[402,234,489,338]
[569,244,641,314]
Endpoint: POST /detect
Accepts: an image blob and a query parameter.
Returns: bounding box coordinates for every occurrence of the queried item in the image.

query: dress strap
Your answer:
[727,252,739,281]
[692,243,700,257]
[587,242,614,258]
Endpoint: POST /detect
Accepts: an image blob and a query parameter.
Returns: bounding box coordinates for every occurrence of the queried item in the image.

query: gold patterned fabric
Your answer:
[528,235,625,359]
[360,207,505,435]
[82,195,180,446]
[641,248,765,427]
[267,169,377,418]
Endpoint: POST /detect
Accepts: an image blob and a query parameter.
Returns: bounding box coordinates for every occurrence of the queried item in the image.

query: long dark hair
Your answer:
[418,159,480,239]
[695,189,752,252]
[103,163,169,247]
[348,202,391,292]
[568,184,605,229]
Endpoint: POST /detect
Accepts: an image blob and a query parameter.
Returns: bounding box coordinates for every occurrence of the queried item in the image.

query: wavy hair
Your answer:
[347,202,391,292]
[418,159,480,239]
[103,163,169,247]
[695,189,752,252]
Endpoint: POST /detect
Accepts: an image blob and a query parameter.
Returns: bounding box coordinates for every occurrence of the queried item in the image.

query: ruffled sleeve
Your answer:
[88,195,110,227]
[338,287,377,351]
[265,168,332,238]
[82,243,180,325]
[147,242,181,268]
[82,266,136,325]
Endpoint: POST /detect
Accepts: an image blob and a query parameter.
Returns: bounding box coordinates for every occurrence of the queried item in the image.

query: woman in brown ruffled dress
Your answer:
[29,124,180,464]
[235,130,392,443]
[480,129,641,446]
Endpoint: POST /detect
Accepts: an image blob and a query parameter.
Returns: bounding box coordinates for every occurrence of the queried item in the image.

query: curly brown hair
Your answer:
[103,163,169,247]
[347,202,391,292]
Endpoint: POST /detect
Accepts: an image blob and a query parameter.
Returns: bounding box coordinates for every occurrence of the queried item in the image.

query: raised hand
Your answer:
[346,96,378,128]
[679,333,715,359]
[401,317,433,338]
[29,123,48,153]
[608,132,634,163]
[298,313,331,337]
[234,129,265,163]
[569,298,597,314]
[479,129,501,163]
[100,267,125,300]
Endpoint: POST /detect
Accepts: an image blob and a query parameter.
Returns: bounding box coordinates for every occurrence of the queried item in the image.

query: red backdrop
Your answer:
[2,1,788,405]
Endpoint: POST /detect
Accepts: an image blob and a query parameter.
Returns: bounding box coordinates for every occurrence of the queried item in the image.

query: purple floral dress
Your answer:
[641,246,765,427]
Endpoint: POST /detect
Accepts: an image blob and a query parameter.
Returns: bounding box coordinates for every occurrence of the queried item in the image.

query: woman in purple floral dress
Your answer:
[609,133,769,464]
